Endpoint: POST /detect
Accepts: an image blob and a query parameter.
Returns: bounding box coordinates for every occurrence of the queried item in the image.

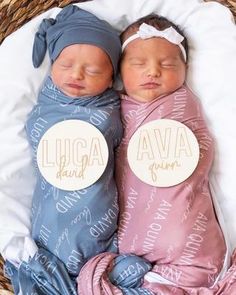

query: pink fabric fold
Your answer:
[77,252,122,294]
[142,250,236,294]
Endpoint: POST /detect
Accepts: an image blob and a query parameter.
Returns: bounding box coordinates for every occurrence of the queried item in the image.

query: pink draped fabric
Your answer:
[77,252,122,295]
[77,86,236,294]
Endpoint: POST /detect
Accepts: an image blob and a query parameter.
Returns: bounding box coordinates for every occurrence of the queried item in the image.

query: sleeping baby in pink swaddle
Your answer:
[114,14,233,294]
[77,14,236,295]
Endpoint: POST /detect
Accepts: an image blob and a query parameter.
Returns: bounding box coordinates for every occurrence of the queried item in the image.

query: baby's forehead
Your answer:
[123,37,181,55]
[57,44,111,60]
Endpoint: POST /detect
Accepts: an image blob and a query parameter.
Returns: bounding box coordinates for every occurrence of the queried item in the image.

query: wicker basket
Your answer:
[0,0,235,44]
[0,255,13,293]
[0,0,236,293]
[0,0,89,44]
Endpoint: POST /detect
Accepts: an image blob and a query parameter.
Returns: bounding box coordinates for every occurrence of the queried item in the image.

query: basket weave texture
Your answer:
[0,0,236,293]
[0,256,13,293]
[0,0,89,44]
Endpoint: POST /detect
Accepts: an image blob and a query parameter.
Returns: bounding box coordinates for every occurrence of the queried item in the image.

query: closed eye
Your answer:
[131,62,145,66]
[161,63,177,68]
[128,58,146,66]
[60,63,72,69]
[161,58,179,68]
[161,60,177,66]
[86,70,102,75]
[85,67,102,75]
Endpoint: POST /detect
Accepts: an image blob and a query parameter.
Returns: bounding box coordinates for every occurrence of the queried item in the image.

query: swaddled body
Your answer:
[26,76,122,277]
[76,14,230,295]
[117,15,226,287]
[5,5,123,295]
[116,85,226,288]
[114,14,227,293]
[25,4,123,279]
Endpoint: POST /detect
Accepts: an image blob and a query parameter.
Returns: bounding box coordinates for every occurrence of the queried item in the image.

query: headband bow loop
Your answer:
[138,23,184,45]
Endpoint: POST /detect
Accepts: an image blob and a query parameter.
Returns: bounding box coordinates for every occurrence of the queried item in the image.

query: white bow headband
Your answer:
[122,23,187,62]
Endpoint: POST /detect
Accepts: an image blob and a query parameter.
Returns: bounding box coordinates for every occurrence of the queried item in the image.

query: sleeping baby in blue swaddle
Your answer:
[5,5,122,294]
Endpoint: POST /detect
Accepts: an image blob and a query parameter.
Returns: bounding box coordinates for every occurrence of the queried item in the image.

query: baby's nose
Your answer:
[71,67,84,80]
[147,63,161,77]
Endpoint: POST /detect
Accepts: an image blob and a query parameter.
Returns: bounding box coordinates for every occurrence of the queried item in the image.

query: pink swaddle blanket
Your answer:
[77,86,236,294]
[116,85,225,287]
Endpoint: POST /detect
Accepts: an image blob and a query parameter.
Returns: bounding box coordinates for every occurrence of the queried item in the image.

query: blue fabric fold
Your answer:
[5,248,77,295]
[109,254,154,295]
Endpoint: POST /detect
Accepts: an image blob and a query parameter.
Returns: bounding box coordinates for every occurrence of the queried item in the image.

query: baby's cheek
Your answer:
[123,74,137,91]
[123,82,134,96]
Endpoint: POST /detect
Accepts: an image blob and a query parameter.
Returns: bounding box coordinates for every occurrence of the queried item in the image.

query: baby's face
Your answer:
[120,37,186,102]
[51,44,113,98]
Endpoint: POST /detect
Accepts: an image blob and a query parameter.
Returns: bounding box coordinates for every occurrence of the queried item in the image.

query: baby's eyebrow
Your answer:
[58,57,73,63]
[161,56,179,62]
[165,55,179,59]
[127,57,146,61]
[127,54,180,60]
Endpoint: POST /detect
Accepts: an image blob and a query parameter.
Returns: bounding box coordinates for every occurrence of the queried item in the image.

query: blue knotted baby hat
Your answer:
[32,5,121,75]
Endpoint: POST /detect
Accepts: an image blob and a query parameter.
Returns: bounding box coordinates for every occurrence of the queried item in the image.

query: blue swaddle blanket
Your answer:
[5,76,123,294]
[29,76,122,271]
